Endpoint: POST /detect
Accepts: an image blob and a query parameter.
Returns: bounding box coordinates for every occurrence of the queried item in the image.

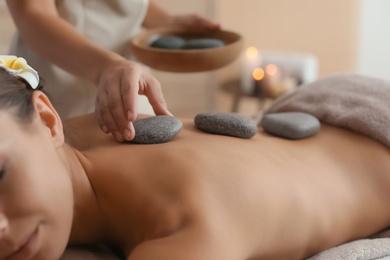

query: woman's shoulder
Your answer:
[63,113,110,150]
[64,113,97,128]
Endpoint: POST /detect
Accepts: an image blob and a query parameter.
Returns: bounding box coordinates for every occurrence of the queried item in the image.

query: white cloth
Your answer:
[9,0,149,119]
[307,238,390,260]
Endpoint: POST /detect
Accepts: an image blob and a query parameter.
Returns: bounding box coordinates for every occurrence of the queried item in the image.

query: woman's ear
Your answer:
[31,91,64,148]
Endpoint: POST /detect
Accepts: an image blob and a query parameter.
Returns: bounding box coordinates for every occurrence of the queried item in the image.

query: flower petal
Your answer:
[0,55,39,89]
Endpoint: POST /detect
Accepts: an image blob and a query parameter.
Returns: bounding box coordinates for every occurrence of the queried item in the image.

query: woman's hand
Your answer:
[143,1,221,31]
[170,14,221,30]
[95,59,172,142]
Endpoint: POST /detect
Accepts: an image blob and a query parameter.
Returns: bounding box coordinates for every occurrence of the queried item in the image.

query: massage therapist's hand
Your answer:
[143,1,221,31]
[170,14,221,30]
[95,59,172,142]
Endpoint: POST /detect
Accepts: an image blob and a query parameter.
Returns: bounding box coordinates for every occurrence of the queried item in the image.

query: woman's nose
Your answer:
[0,213,9,237]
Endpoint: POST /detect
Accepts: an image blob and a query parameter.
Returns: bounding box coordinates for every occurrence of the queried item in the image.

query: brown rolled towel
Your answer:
[264,73,390,148]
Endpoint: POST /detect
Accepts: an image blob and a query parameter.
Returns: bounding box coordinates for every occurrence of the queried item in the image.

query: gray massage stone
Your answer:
[182,38,225,49]
[194,112,258,139]
[129,116,183,144]
[261,112,320,139]
[150,35,186,49]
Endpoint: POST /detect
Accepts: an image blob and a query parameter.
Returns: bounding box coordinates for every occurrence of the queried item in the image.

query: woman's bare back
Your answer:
[65,114,390,260]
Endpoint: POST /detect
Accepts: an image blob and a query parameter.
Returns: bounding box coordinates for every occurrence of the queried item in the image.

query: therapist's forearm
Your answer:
[6,1,122,86]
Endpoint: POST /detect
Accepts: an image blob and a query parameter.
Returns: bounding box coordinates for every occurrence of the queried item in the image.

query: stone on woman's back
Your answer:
[261,112,320,139]
[129,116,183,144]
[194,112,258,139]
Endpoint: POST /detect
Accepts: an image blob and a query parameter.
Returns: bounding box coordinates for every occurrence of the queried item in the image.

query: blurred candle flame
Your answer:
[241,46,260,95]
[252,67,265,81]
[246,47,258,59]
[266,64,278,76]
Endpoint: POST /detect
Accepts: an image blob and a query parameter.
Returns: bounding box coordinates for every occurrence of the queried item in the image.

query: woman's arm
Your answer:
[142,0,220,30]
[6,0,116,84]
[6,0,171,142]
[128,235,234,260]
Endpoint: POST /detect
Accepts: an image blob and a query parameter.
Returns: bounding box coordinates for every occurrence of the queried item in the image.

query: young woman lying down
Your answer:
[0,59,390,260]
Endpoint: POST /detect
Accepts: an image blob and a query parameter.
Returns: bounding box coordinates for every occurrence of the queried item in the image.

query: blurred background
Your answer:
[1,0,389,118]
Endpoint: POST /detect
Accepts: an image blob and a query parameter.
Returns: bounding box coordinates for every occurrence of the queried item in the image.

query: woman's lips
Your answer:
[6,225,40,260]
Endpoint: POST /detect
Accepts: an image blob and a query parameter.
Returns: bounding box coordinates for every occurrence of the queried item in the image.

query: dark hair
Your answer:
[0,67,44,122]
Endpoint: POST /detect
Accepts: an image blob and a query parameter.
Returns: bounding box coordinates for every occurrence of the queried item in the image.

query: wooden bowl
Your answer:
[131,27,244,73]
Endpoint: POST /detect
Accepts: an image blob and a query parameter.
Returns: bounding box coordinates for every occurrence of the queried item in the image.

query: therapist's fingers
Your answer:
[138,73,172,116]
[120,67,140,124]
[106,75,133,142]
[120,67,172,119]
[95,84,123,142]
[173,14,221,30]
[97,60,171,142]
[96,69,135,142]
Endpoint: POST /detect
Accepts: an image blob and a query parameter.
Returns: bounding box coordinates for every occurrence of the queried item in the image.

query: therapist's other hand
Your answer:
[95,59,172,142]
[171,14,221,31]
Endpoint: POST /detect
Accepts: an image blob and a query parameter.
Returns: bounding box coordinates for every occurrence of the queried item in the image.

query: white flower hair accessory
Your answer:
[0,55,39,89]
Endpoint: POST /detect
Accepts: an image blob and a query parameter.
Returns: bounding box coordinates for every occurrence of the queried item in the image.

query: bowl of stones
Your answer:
[131,27,243,72]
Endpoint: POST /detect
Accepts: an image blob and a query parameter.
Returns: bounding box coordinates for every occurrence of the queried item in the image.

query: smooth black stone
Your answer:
[181,38,225,49]
[261,112,320,139]
[194,112,258,139]
[129,116,183,144]
[150,35,186,49]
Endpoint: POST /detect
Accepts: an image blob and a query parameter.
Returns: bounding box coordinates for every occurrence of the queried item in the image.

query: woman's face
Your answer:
[0,111,73,260]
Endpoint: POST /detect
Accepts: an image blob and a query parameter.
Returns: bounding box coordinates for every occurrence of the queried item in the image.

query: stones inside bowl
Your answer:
[150,36,225,50]
[150,35,186,49]
[182,39,225,49]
